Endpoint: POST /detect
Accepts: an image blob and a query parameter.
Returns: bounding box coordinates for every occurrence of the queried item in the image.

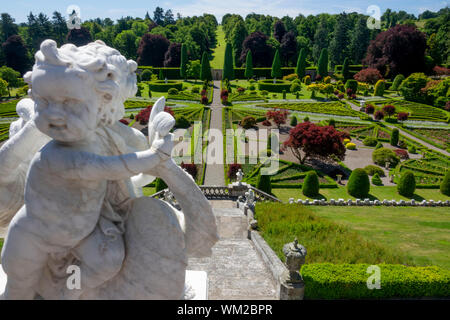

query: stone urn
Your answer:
[280,238,307,300]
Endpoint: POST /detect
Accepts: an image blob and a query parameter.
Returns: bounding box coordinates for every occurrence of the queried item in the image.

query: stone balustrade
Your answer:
[289,197,450,207]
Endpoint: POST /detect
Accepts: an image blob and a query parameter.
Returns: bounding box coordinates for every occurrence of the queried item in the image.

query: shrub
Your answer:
[390,74,405,90]
[256,173,271,194]
[344,79,358,93]
[397,171,416,197]
[283,73,298,81]
[390,128,399,146]
[261,90,269,96]
[168,88,179,95]
[375,142,383,149]
[397,112,409,122]
[290,116,297,127]
[141,69,152,81]
[258,79,291,92]
[346,142,356,150]
[129,113,135,120]
[303,117,309,122]
[249,84,256,90]
[373,80,385,96]
[180,162,198,179]
[364,165,385,177]
[191,86,200,93]
[440,171,450,196]
[328,119,335,127]
[302,171,320,197]
[394,149,409,160]
[301,263,450,299]
[148,80,183,92]
[372,148,400,167]
[347,168,370,198]
[365,104,375,114]
[363,136,378,147]
[155,178,168,192]
[201,95,208,105]
[408,145,417,154]
[372,173,383,185]
[240,116,256,129]
[399,73,429,103]
[175,115,190,129]
[290,82,301,93]
[343,138,351,144]
[227,163,242,180]
[262,119,271,126]
[398,140,408,149]
[323,76,331,84]
[374,110,384,120]
[383,105,396,119]
[353,68,383,84]
[303,75,311,85]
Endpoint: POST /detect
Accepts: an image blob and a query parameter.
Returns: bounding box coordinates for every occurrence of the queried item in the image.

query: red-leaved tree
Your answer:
[283,122,347,164]
[135,105,174,125]
[227,163,242,180]
[397,112,409,122]
[181,162,198,179]
[374,110,384,120]
[266,109,289,129]
[353,68,383,84]
[382,105,396,118]
[365,104,375,114]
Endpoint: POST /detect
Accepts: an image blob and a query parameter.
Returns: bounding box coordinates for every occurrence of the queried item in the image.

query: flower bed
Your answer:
[0,99,20,118]
[374,100,449,123]
[253,102,363,118]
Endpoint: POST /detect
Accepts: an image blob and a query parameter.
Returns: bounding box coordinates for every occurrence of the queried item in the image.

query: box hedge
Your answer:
[148,80,183,92]
[258,79,292,93]
[301,263,450,299]
[138,67,181,79]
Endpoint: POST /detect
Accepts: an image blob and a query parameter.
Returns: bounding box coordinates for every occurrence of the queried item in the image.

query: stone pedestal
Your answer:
[279,280,305,300]
[228,182,249,198]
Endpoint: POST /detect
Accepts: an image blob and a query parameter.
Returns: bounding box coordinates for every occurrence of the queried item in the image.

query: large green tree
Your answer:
[223,42,234,80]
[317,48,328,78]
[230,20,248,67]
[200,51,212,81]
[180,43,188,80]
[271,49,282,80]
[295,48,306,78]
[113,30,138,60]
[342,57,350,81]
[348,16,370,64]
[244,50,254,79]
[329,13,349,67]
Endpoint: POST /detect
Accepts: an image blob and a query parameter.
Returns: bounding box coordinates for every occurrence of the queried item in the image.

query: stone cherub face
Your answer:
[32,68,100,142]
[25,39,138,143]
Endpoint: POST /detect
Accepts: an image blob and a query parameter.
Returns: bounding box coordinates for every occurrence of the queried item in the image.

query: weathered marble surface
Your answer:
[0,39,218,300]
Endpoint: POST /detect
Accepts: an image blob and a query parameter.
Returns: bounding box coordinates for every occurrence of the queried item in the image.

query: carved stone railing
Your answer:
[248,186,281,202]
[150,184,280,202]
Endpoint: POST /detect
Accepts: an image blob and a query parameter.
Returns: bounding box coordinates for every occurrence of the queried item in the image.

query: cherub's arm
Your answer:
[55,135,171,182]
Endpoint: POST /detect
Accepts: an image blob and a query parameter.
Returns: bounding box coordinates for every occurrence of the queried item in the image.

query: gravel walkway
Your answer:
[204,81,226,186]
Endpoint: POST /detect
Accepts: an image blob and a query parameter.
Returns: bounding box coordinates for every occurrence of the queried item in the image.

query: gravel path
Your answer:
[204,81,226,186]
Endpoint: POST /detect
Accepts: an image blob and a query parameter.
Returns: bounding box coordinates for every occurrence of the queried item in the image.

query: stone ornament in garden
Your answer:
[0,39,218,300]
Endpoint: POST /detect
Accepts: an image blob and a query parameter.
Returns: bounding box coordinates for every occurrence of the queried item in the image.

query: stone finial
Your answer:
[236,168,244,185]
[280,238,307,300]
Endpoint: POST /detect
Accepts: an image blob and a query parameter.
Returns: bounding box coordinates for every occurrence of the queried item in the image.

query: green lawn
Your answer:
[255,202,412,265]
[273,186,450,202]
[309,206,450,269]
[210,25,226,69]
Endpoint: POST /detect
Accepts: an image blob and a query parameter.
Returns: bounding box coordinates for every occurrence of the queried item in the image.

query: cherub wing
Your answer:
[148,96,166,147]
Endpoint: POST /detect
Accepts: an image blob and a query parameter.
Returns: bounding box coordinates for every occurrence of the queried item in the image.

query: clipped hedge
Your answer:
[138,67,181,79]
[234,67,297,79]
[301,263,450,299]
[148,80,183,92]
[258,79,292,93]
[347,168,370,198]
[441,171,450,196]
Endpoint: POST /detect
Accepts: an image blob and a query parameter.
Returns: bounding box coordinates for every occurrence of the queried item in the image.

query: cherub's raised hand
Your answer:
[152,132,174,160]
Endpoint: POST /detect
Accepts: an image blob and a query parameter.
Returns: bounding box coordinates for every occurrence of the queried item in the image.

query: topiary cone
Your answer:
[347,168,370,198]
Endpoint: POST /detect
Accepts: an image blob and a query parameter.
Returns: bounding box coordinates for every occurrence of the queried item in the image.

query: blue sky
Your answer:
[3,0,449,23]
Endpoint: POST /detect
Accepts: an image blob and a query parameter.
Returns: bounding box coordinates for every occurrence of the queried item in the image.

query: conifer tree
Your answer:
[295,48,306,78]
[244,50,253,79]
[200,51,212,81]
[271,49,282,80]
[223,42,234,80]
[180,43,188,80]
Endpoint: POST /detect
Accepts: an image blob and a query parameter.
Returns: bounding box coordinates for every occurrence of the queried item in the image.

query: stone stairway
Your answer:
[187,200,277,300]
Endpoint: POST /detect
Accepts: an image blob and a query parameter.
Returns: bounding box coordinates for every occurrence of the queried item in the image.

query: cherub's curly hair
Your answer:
[24,39,137,126]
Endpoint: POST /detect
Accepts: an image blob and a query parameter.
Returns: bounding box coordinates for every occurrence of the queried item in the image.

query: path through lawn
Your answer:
[210,25,226,69]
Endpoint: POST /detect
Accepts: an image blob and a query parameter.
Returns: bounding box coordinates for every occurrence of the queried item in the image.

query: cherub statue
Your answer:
[0,40,218,300]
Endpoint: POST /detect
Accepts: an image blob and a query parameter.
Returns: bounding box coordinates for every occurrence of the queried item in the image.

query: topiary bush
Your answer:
[373,80,385,96]
[364,165,385,177]
[346,142,356,150]
[290,82,301,93]
[290,116,297,127]
[390,128,399,146]
[302,171,320,197]
[258,79,291,93]
[303,75,311,85]
[240,116,256,129]
[408,145,417,154]
[371,173,383,185]
[440,171,450,196]
[372,148,400,167]
[148,80,183,92]
[168,88,179,95]
[347,168,370,198]
[397,171,416,197]
[363,136,378,147]
[375,142,383,149]
[175,115,190,129]
[390,74,405,90]
[257,173,272,194]
[345,79,358,93]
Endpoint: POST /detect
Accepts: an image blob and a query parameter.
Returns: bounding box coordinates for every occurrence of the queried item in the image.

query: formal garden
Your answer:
[0,4,449,300]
